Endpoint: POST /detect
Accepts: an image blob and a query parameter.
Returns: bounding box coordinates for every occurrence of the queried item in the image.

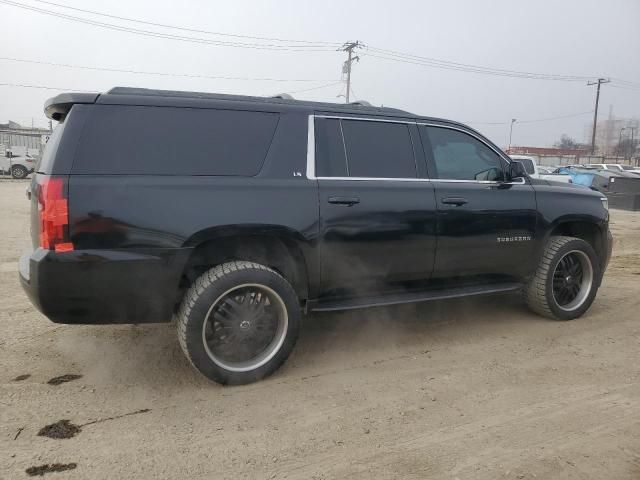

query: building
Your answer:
[0,120,52,158]
[584,107,639,156]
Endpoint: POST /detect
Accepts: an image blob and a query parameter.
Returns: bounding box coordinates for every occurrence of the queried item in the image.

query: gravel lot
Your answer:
[2,178,640,479]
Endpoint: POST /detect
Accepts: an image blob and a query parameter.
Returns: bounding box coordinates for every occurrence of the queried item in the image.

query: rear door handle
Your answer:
[328,196,360,206]
[441,197,468,206]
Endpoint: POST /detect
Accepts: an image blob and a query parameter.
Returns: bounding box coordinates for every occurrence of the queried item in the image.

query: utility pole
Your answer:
[340,41,363,103]
[587,78,610,155]
[628,126,637,163]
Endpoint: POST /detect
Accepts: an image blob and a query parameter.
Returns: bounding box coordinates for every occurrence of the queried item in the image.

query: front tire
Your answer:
[11,165,28,179]
[524,236,601,320]
[177,261,300,385]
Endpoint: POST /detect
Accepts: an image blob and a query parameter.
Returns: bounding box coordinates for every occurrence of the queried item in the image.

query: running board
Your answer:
[310,282,523,312]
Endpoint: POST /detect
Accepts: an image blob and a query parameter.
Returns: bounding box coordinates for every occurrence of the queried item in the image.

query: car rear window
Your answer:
[37,115,69,174]
[73,105,279,175]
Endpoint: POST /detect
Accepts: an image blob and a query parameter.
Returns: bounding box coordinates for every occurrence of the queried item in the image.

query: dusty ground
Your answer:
[1,178,640,479]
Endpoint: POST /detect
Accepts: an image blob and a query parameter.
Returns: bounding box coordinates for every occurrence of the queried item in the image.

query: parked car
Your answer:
[620,165,640,176]
[586,163,626,172]
[509,155,572,183]
[0,150,35,178]
[20,87,612,385]
[556,167,631,193]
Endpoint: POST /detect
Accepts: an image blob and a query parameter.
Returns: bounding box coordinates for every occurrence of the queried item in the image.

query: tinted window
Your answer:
[341,120,416,178]
[37,115,68,174]
[74,105,278,175]
[425,127,504,181]
[315,118,347,177]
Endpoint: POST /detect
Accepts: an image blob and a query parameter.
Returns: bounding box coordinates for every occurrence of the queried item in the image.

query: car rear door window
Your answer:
[74,105,279,175]
[341,119,416,178]
[424,126,504,181]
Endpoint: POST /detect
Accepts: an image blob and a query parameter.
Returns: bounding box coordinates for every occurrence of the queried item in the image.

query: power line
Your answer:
[0,80,343,97]
[0,0,336,51]
[363,50,595,82]
[0,82,92,92]
[365,47,640,88]
[467,111,594,126]
[280,81,343,95]
[0,56,337,83]
[30,0,341,46]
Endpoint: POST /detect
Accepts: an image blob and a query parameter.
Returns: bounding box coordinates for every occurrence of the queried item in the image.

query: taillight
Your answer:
[38,176,74,252]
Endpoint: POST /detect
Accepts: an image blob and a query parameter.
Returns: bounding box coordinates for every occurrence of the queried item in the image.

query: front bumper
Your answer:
[19,247,191,324]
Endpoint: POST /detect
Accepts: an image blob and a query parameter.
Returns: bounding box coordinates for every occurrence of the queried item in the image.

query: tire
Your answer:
[177,261,300,385]
[11,165,28,179]
[524,236,601,320]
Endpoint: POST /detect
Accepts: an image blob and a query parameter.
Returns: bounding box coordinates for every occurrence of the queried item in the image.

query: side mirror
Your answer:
[508,160,527,181]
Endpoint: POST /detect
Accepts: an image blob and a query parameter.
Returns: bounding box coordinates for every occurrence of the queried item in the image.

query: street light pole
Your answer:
[617,127,626,160]
[508,118,517,152]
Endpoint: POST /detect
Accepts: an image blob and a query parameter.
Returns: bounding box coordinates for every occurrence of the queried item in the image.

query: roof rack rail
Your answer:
[271,93,294,100]
[349,100,372,106]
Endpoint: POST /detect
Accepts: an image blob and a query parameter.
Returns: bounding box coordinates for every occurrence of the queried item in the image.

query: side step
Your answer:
[310,282,522,313]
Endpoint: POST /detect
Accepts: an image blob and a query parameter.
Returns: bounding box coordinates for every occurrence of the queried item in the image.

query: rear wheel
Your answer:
[524,236,600,320]
[11,165,28,179]
[177,261,300,385]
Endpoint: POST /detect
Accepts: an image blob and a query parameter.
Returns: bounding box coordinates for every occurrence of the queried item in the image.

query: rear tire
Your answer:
[177,261,300,385]
[11,165,28,179]
[524,236,600,320]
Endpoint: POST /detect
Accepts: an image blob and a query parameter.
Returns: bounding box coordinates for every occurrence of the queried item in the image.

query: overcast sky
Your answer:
[1,0,639,147]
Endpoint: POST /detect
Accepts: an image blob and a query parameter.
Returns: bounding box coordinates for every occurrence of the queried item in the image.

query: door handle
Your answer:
[328,196,360,206]
[441,197,468,206]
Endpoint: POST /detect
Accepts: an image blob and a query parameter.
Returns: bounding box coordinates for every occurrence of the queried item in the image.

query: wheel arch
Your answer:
[545,216,607,267]
[179,225,313,305]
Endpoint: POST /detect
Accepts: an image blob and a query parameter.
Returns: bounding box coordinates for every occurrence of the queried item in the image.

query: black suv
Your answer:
[20,87,612,385]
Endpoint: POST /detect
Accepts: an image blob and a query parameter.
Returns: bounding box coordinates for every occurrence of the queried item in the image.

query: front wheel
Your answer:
[11,165,28,179]
[524,236,601,320]
[177,261,300,385]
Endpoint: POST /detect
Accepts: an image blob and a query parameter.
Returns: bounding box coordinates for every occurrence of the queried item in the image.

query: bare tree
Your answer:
[554,134,588,150]
[616,138,638,159]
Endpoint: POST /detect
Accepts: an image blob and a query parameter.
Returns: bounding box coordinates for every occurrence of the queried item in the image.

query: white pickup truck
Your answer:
[510,155,572,183]
[0,146,36,179]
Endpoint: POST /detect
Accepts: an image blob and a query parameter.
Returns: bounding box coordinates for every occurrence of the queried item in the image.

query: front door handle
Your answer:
[441,197,468,206]
[328,196,360,206]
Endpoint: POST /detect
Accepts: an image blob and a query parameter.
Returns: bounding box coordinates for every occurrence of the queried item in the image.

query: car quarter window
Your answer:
[314,117,417,179]
[314,118,348,177]
[423,126,505,181]
[74,105,279,175]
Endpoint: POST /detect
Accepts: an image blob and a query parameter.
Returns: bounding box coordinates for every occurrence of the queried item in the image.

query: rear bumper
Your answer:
[19,247,191,324]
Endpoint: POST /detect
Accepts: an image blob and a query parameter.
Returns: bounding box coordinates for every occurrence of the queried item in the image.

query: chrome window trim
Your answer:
[315,114,414,124]
[306,114,315,179]
[306,114,524,184]
[315,176,431,182]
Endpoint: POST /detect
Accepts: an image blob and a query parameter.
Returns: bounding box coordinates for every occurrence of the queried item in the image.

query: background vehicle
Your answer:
[620,165,640,176]
[509,154,572,183]
[20,87,612,385]
[555,166,639,193]
[586,163,626,172]
[0,148,35,179]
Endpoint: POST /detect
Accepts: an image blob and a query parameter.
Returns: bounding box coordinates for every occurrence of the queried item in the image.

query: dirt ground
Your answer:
[1,178,639,479]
